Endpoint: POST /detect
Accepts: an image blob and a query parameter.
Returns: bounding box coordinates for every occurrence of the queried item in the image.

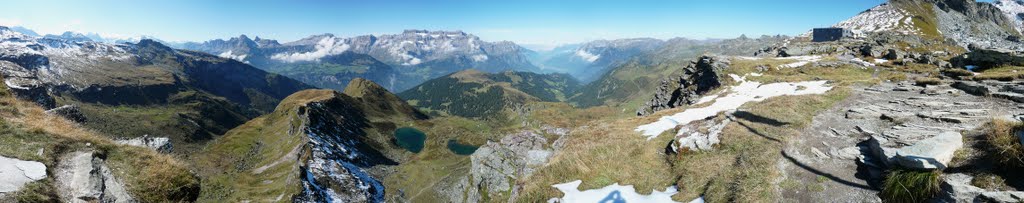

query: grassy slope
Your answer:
[195,83,435,202]
[194,90,344,202]
[0,79,199,202]
[516,55,885,202]
[399,70,577,119]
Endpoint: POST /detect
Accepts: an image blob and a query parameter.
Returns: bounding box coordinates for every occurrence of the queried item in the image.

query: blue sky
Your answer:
[0,0,891,49]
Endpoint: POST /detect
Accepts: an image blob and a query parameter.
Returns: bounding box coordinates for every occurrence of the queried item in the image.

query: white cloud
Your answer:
[218,50,248,63]
[574,50,600,62]
[0,18,21,26]
[270,36,350,62]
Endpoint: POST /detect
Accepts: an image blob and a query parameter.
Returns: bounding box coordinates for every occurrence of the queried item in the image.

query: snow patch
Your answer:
[471,54,489,62]
[994,0,1024,33]
[547,180,680,203]
[833,3,918,36]
[779,55,822,68]
[271,37,350,63]
[636,74,833,139]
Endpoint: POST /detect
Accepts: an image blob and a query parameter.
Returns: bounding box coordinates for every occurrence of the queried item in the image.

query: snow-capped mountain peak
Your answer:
[994,0,1024,33]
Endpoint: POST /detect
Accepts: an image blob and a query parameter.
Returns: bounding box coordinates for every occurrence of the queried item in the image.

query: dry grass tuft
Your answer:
[913,77,942,87]
[985,118,1024,170]
[972,66,1024,81]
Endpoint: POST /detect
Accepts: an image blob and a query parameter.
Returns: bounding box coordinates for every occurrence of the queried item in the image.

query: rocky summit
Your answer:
[5,0,1024,203]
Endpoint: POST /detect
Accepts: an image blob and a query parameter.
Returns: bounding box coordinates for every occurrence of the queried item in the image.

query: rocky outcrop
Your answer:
[952,81,994,96]
[294,91,399,203]
[452,127,568,202]
[669,116,730,152]
[45,104,86,123]
[952,80,1024,103]
[636,55,727,116]
[116,135,172,153]
[55,150,136,203]
[950,48,1024,71]
[0,155,47,194]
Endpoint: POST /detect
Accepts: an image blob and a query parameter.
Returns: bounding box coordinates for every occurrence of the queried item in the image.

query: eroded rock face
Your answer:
[636,55,727,116]
[55,150,136,203]
[0,155,47,194]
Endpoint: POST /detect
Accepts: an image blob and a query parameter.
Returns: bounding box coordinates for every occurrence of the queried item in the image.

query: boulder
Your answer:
[0,155,47,194]
[866,135,899,166]
[867,131,964,170]
[893,131,963,170]
[45,104,86,123]
[860,45,884,58]
[883,49,905,60]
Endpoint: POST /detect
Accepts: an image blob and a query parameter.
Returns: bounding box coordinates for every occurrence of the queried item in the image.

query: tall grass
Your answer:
[879,169,941,203]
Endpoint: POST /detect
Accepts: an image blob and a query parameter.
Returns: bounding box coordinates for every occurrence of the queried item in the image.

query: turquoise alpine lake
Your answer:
[446,139,479,155]
[393,127,426,153]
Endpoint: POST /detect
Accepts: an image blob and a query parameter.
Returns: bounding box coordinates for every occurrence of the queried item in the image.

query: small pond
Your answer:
[393,127,426,153]
[447,139,479,155]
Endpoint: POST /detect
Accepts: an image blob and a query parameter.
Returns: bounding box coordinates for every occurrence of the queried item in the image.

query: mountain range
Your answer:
[0,27,312,153]
[178,30,541,92]
[5,0,1024,202]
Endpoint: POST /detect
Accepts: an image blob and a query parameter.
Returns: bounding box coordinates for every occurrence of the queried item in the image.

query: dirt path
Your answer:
[252,143,304,174]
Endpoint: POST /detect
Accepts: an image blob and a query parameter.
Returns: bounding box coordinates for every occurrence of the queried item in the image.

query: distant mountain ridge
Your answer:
[530,38,664,83]
[179,30,541,92]
[0,26,313,153]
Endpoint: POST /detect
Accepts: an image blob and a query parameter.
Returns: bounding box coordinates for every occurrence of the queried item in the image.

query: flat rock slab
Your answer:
[0,155,47,193]
[893,131,963,170]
